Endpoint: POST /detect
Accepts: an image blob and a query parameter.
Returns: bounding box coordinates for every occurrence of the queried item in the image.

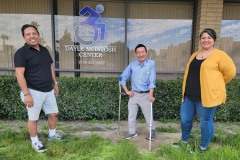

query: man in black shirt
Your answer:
[14,24,61,152]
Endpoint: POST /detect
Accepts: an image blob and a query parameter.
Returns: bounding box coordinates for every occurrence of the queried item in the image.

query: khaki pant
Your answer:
[128,92,155,134]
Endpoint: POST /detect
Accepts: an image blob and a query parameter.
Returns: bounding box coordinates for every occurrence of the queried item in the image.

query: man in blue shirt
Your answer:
[119,44,156,140]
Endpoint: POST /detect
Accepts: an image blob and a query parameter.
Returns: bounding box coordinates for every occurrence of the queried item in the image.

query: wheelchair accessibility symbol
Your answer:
[75,4,106,45]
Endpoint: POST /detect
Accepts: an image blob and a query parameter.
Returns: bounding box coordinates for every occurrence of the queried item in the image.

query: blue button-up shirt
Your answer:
[119,59,156,91]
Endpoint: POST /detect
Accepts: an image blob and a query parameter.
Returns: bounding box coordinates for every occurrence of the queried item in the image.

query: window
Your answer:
[0,0,194,79]
[221,2,240,75]
[0,0,52,75]
[127,1,193,79]
[128,2,193,79]
[55,0,126,77]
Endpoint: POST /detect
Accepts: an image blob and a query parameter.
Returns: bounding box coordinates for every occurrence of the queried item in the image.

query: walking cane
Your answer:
[148,102,153,151]
[117,81,121,134]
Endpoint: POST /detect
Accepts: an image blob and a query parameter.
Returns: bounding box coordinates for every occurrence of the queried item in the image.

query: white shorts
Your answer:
[20,88,59,121]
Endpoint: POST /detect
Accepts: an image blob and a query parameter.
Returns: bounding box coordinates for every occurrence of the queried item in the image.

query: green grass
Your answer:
[0,130,147,160]
[105,126,113,130]
[1,121,240,160]
[42,123,63,131]
[156,126,178,133]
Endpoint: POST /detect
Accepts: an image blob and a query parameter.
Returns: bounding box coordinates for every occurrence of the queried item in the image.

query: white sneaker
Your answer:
[48,133,62,140]
[32,141,46,153]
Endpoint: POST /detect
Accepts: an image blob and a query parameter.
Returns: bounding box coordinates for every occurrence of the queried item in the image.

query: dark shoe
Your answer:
[198,146,208,153]
[171,140,189,148]
[146,130,155,141]
[124,133,138,139]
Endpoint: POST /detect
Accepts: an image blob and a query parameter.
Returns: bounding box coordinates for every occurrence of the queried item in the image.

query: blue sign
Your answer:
[75,4,106,45]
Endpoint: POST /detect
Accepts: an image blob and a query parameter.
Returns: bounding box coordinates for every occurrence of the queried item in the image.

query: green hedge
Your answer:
[0,76,240,121]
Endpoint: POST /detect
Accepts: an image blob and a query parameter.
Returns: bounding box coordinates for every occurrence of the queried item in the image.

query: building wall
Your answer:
[0,0,239,78]
[195,0,223,50]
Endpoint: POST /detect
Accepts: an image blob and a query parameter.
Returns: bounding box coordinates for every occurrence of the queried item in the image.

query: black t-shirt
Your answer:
[14,43,53,92]
[184,56,205,101]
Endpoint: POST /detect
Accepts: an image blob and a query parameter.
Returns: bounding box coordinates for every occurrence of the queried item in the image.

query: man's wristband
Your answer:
[54,81,59,85]
[24,93,31,96]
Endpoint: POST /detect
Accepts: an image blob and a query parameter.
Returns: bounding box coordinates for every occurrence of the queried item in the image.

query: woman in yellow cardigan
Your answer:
[172,28,236,152]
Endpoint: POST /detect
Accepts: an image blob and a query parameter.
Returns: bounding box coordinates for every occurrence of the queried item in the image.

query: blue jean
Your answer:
[180,97,217,148]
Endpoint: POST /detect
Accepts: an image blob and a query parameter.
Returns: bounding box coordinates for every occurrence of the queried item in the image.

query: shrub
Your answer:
[0,76,239,121]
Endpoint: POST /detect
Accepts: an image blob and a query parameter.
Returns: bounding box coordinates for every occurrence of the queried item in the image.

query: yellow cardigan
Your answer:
[182,49,236,107]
